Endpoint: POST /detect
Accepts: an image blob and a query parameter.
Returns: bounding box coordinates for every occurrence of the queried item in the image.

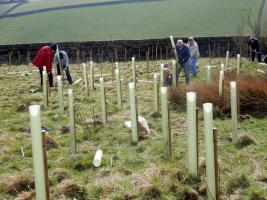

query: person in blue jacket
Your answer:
[175,39,191,85]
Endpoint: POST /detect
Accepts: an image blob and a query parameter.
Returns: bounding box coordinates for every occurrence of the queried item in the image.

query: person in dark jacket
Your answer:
[163,63,172,86]
[32,43,57,87]
[248,37,261,62]
[175,39,191,85]
[54,51,73,84]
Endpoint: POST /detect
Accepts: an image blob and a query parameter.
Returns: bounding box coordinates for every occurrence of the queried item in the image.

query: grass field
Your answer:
[0,58,266,199]
[0,0,266,45]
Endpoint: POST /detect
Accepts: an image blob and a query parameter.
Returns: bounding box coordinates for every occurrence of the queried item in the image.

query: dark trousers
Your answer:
[57,64,73,84]
[39,68,53,87]
[251,50,261,62]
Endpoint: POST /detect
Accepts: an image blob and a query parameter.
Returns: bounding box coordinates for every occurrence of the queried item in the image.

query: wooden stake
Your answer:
[146,51,149,80]
[124,47,127,62]
[98,48,101,63]
[153,73,159,112]
[165,45,169,60]
[90,61,94,90]
[160,47,163,63]
[172,60,177,86]
[213,42,216,58]
[196,107,199,175]
[236,54,240,75]
[42,133,50,200]
[90,49,93,61]
[100,77,107,125]
[82,51,85,63]
[115,69,122,109]
[18,51,21,65]
[8,51,12,67]
[218,43,221,57]
[208,44,211,65]
[213,128,220,200]
[148,46,150,60]
[151,46,154,60]
[83,63,89,96]
[114,48,118,62]
[156,44,158,61]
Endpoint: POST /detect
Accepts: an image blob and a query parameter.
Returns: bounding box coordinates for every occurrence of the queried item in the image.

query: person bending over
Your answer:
[32,43,57,87]
[54,51,73,85]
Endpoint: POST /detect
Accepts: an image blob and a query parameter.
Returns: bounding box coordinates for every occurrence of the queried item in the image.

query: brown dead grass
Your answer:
[169,71,267,117]
[53,179,86,199]
[0,174,34,195]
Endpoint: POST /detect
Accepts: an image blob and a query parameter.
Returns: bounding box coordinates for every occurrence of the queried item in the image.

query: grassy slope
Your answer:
[0,0,265,45]
[0,58,266,199]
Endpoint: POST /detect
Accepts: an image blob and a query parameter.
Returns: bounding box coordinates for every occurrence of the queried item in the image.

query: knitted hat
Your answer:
[50,43,58,51]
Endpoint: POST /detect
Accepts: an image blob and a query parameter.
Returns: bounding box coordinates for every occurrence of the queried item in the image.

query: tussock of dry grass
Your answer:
[16,191,35,200]
[0,174,34,195]
[169,72,267,117]
[51,168,70,183]
[237,133,256,148]
[53,179,86,199]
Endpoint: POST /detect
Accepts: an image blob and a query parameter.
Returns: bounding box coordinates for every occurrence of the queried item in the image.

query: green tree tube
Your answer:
[42,66,48,109]
[115,69,122,109]
[57,75,64,114]
[68,89,76,154]
[160,87,171,159]
[203,103,216,200]
[186,92,197,176]
[29,105,49,200]
[230,81,238,143]
[129,82,138,144]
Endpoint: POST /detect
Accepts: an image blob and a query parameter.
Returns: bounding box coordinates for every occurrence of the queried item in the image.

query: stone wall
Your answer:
[0,36,252,65]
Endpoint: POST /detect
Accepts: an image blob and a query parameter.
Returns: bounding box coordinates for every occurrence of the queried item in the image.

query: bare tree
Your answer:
[244,0,266,37]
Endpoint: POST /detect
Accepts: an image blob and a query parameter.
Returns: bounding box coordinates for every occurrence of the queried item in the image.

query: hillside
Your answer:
[0,0,266,45]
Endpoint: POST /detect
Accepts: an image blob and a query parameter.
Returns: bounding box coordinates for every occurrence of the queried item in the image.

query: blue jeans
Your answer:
[191,57,198,76]
[176,59,190,85]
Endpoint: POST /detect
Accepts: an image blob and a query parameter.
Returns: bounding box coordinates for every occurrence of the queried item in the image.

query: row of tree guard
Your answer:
[30,50,240,200]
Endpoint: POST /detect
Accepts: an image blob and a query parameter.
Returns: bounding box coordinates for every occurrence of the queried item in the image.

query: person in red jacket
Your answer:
[32,43,57,87]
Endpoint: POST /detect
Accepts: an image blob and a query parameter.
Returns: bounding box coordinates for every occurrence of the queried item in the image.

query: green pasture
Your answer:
[0,58,266,199]
[0,0,266,45]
